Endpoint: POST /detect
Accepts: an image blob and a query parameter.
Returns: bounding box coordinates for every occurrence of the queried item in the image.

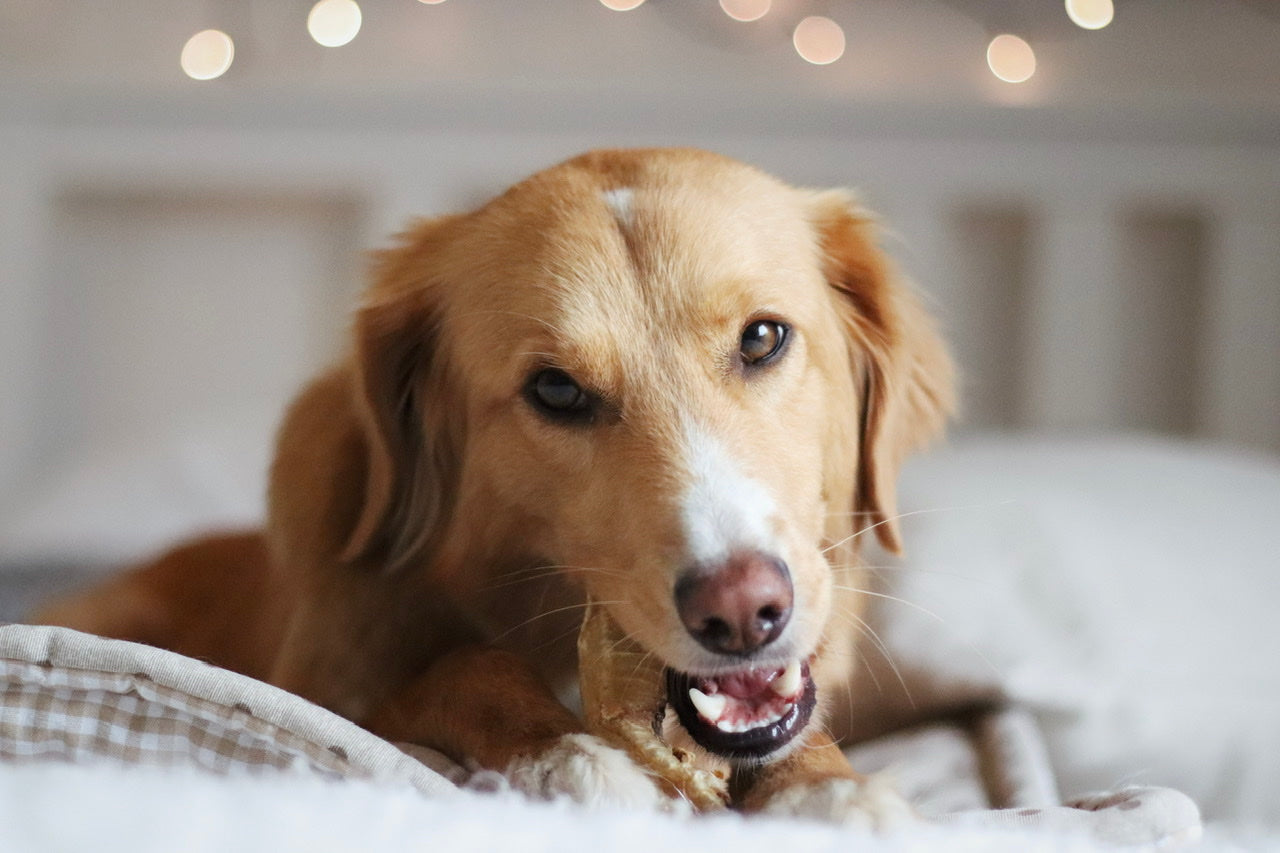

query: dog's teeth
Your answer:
[689,688,727,723]
[771,659,802,697]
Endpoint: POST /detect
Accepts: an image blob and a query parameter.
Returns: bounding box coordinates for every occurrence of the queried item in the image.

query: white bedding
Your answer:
[0,763,1132,853]
[3,432,1278,843]
[0,624,1202,850]
[858,434,1280,826]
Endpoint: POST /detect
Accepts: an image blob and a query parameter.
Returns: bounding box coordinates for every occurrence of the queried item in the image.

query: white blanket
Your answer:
[0,762,1222,853]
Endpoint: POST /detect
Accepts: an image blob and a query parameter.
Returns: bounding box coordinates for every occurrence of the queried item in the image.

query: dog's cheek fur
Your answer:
[807,190,956,555]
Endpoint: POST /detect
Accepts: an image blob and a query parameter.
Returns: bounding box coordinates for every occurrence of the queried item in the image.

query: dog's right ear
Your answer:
[342,216,463,571]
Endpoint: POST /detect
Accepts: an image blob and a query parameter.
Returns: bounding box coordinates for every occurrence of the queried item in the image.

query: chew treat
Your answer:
[577,598,731,811]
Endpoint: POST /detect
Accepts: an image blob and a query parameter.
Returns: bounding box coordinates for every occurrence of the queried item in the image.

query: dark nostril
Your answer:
[754,605,786,646]
[701,617,732,647]
[674,552,793,656]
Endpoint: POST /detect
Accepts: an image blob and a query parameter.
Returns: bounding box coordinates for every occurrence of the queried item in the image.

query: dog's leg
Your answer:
[733,732,915,828]
[266,568,479,724]
[30,532,286,682]
[365,646,667,810]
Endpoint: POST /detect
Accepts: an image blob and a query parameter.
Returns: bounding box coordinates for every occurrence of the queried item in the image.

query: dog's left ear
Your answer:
[807,191,956,554]
[342,215,464,571]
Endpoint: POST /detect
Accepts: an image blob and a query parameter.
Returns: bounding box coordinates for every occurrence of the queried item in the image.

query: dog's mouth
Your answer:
[665,659,815,761]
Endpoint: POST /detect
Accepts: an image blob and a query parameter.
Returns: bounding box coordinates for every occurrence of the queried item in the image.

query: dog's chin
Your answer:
[664,658,817,763]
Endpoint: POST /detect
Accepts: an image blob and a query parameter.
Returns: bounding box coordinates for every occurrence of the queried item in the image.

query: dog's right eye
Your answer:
[527,368,594,421]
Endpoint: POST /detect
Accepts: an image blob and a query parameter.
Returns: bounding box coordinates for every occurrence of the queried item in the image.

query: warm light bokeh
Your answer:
[1065,0,1115,30]
[180,29,234,80]
[793,16,845,66]
[987,33,1036,83]
[720,0,771,23]
[307,0,362,48]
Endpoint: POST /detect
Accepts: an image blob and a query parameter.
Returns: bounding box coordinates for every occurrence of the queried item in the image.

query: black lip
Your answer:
[665,664,816,761]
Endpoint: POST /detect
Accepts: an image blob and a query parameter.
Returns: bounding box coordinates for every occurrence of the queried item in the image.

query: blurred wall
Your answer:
[1,0,1278,563]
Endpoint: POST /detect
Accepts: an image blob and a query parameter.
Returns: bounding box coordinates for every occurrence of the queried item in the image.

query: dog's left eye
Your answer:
[740,320,787,366]
[527,368,593,421]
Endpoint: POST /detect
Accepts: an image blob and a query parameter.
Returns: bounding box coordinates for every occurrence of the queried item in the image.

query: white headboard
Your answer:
[1,93,1277,562]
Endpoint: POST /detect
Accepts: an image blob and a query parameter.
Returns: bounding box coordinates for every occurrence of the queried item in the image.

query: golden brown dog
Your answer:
[36,148,953,820]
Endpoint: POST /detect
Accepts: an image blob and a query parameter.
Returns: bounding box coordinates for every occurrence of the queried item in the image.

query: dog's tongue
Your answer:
[709,667,779,700]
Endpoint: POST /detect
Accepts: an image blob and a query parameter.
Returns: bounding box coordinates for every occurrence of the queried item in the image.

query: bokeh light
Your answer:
[986,34,1036,83]
[1065,0,1114,30]
[793,16,845,66]
[308,0,362,48]
[180,29,234,81]
[720,0,771,23]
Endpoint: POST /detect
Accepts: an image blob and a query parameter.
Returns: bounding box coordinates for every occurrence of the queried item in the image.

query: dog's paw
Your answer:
[501,733,670,811]
[759,775,916,830]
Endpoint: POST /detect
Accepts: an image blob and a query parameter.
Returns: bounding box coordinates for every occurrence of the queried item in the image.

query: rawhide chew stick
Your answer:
[577,598,730,811]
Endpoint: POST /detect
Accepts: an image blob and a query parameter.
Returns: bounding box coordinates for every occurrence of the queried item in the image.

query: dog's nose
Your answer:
[675,552,793,656]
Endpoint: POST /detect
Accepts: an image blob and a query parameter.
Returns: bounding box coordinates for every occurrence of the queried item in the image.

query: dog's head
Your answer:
[344,148,953,761]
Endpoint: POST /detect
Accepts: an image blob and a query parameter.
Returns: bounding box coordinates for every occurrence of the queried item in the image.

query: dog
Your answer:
[36,148,953,821]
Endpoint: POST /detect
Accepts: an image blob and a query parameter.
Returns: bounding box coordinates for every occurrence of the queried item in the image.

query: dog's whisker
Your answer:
[480,562,626,581]
[820,499,1018,555]
[832,585,944,622]
[530,620,587,653]
[605,628,643,658]
[843,667,858,739]
[795,734,845,758]
[486,600,627,645]
[831,603,915,709]
[487,563,626,580]
[833,585,1003,680]
[607,629,641,652]
[628,650,657,681]
[828,560,986,585]
[832,610,886,699]
[850,638,885,702]
[478,566,626,592]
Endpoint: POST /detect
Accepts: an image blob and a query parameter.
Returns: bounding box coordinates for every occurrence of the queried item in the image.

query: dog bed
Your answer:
[0,622,1199,850]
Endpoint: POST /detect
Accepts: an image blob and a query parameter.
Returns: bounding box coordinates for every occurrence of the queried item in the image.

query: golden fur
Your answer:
[36,148,953,814]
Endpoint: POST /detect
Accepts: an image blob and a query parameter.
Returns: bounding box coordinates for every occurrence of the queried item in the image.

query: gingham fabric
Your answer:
[1,659,347,772]
[0,624,454,795]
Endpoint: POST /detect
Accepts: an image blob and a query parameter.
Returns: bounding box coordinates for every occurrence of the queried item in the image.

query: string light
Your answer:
[793,16,845,65]
[308,0,362,47]
[1065,0,1114,30]
[720,0,770,23]
[171,4,1078,91]
[180,29,234,80]
[986,34,1036,83]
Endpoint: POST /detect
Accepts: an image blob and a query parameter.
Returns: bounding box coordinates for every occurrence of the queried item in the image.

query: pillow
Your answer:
[0,424,267,567]
[0,623,456,792]
[851,434,1280,825]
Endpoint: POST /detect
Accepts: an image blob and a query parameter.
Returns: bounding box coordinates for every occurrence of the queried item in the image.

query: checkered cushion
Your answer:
[0,624,454,794]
